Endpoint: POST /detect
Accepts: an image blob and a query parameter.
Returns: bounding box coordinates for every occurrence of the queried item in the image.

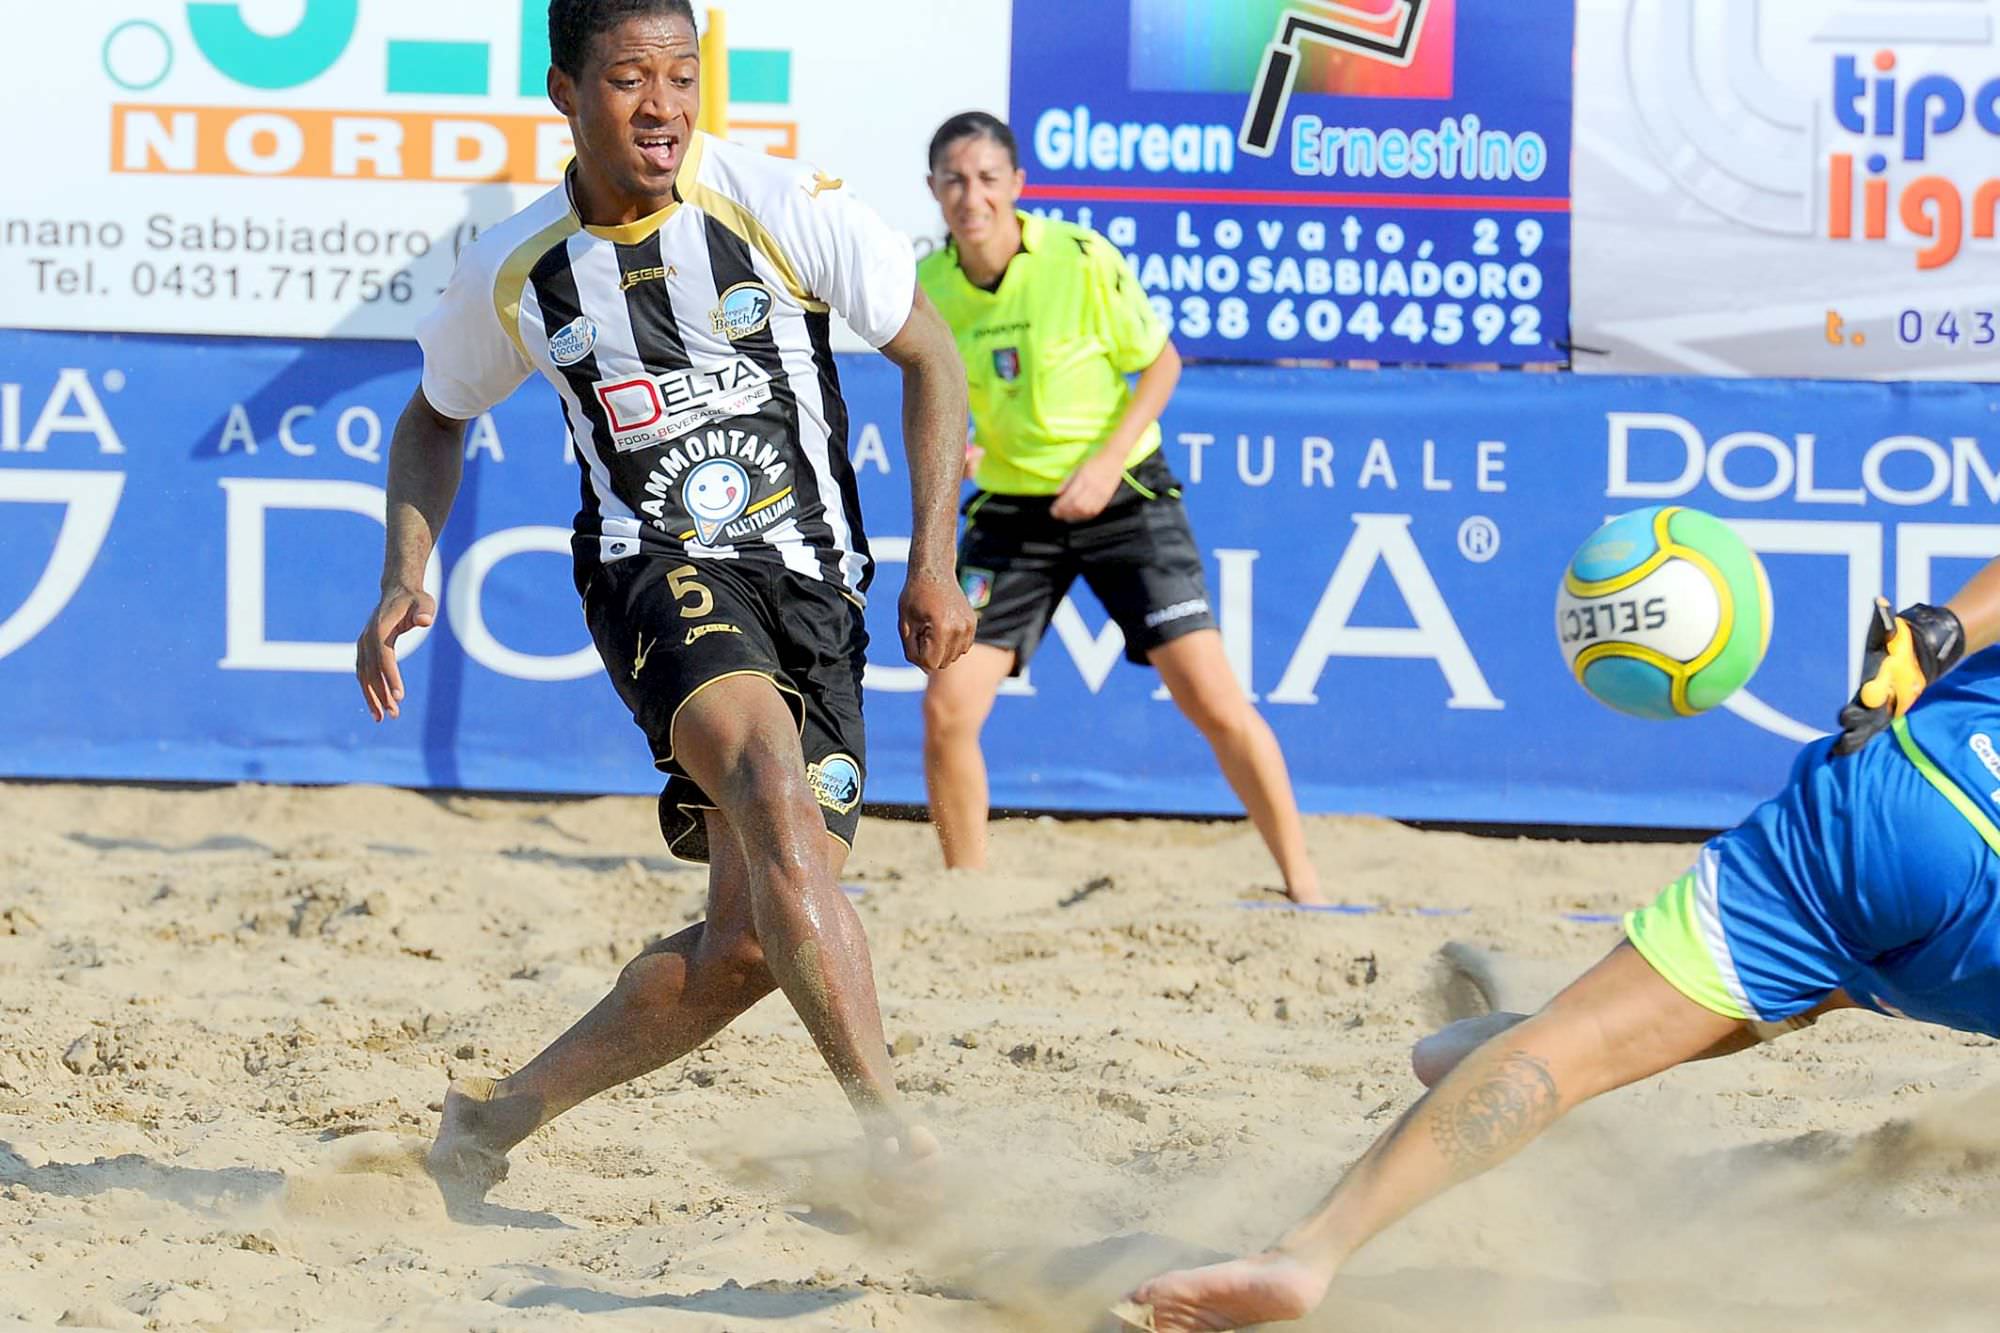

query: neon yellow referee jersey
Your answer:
[918,212,1170,496]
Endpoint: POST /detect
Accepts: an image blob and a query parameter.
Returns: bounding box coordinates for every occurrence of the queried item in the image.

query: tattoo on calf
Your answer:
[1429,1050,1559,1176]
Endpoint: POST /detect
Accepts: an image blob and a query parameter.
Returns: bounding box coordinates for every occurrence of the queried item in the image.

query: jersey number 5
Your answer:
[666,565,714,619]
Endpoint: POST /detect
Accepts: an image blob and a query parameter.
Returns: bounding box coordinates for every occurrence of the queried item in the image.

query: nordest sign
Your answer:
[106,1,572,186]
[0,2,1008,342]
[7,329,2000,828]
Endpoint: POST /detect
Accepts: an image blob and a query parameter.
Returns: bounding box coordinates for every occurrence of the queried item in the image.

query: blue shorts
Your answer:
[1627,727,2000,1036]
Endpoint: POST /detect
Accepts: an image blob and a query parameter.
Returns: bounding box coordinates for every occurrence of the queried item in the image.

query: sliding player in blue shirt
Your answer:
[1125,561,2000,1331]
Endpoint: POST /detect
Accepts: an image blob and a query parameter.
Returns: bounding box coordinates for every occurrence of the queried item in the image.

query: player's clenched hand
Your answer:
[356,585,436,722]
[1835,597,1965,754]
[899,569,976,672]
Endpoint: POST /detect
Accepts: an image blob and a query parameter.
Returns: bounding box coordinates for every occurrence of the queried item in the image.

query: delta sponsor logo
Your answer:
[1826,51,2000,270]
[636,425,796,546]
[594,359,773,454]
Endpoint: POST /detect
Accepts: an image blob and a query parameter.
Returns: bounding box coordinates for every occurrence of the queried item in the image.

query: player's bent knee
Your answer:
[702,924,769,985]
[709,741,817,820]
[614,950,685,1014]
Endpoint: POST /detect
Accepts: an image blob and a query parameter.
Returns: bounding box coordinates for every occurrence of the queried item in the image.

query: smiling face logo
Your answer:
[683,458,752,545]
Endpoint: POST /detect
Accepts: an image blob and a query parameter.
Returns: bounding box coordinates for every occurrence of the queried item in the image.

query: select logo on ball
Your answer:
[1554,505,1772,720]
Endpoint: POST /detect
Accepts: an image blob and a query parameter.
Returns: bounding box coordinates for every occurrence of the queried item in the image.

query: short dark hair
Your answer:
[928,111,1019,173]
[549,0,697,78]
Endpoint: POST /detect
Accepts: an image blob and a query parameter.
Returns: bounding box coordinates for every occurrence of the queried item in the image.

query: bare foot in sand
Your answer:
[1124,1251,1330,1331]
[425,1077,518,1204]
[865,1123,943,1209]
[1284,870,1326,907]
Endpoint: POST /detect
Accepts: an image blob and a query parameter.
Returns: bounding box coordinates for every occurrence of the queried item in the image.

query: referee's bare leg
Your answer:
[428,675,930,1200]
[1150,629,1323,904]
[922,642,1017,871]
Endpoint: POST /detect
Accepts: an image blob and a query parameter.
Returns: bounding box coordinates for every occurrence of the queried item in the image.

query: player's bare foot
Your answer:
[1285,879,1327,907]
[1124,1251,1331,1331]
[866,1123,943,1208]
[425,1076,514,1203]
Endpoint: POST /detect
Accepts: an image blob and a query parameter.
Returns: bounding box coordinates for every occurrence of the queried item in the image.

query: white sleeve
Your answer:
[780,175,917,349]
[417,249,532,420]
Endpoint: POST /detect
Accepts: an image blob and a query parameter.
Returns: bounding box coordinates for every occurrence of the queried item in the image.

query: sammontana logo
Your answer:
[593,359,773,453]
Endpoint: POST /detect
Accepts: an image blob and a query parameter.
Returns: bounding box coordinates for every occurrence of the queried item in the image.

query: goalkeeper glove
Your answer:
[1834,597,1964,755]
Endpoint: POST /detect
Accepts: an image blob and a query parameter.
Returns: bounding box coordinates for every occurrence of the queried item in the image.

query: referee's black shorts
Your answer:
[957,451,1216,673]
[583,554,866,863]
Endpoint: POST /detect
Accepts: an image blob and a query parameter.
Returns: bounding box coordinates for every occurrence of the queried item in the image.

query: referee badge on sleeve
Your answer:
[992,347,1021,382]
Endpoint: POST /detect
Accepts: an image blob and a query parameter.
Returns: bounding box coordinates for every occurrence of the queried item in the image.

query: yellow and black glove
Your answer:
[1833,597,1965,755]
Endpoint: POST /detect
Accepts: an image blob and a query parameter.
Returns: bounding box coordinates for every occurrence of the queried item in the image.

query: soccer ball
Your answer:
[1555,505,1771,719]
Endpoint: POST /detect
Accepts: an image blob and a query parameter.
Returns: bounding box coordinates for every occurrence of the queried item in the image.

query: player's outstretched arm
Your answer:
[1123,944,1743,1332]
[1832,550,2000,753]
[355,387,469,722]
[880,284,976,672]
[1946,553,2000,656]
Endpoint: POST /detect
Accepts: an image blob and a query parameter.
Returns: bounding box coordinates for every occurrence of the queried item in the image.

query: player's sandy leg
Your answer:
[674,676,932,1179]
[1126,943,1746,1332]
[921,643,1015,871]
[1150,630,1322,904]
[427,812,775,1200]
[1412,1012,1528,1087]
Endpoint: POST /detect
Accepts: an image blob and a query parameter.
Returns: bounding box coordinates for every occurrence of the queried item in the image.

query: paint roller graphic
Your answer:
[1239,0,1428,157]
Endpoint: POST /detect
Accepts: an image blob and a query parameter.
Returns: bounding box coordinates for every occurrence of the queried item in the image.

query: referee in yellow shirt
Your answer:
[917,112,1322,904]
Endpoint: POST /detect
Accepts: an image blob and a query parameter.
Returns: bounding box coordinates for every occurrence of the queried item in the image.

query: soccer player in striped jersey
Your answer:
[353,0,975,1200]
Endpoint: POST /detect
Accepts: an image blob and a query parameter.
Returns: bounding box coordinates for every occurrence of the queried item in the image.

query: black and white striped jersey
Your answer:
[417,131,915,601]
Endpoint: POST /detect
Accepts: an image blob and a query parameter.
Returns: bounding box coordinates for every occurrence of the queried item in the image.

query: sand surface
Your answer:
[4,781,2000,1331]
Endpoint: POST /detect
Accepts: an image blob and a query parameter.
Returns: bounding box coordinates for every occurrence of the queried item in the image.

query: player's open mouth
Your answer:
[635,132,681,171]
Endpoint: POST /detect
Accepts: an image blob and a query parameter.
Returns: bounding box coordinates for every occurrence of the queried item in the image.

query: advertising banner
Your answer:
[0,1,1006,345]
[1006,0,1572,365]
[1574,0,2000,379]
[10,329,2000,828]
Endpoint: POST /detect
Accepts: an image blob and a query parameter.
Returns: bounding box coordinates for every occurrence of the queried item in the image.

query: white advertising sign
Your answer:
[1574,0,2000,380]
[0,1,1008,344]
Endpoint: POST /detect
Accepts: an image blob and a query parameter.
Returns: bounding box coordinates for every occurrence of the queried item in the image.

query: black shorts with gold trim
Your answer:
[584,553,867,863]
